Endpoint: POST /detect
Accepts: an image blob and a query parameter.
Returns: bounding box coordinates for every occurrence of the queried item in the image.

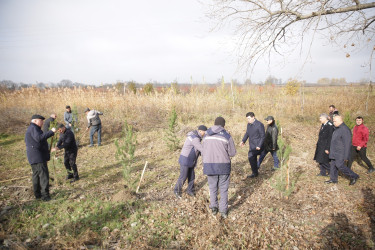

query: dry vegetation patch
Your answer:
[0,85,374,248]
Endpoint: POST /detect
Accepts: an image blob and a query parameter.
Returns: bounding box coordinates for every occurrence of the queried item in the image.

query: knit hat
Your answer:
[198,125,208,131]
[58,123,65,129]
[66,105,71,109]
[84,108,90,113]
[214,117,225,127]
[31,114,45,120]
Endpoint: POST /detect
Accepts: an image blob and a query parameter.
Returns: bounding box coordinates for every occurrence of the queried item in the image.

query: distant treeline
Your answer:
[0,78,371,91]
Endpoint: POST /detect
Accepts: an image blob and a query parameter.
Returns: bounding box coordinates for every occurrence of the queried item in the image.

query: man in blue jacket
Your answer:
[240,112,265,178]
[52,124,79,182]
[203,117,236,219]
[25,114,56,201]
[174,125,207,198]
[326,115,359,185]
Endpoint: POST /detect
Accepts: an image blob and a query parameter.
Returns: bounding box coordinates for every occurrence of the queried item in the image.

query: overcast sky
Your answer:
[0,0,373,85]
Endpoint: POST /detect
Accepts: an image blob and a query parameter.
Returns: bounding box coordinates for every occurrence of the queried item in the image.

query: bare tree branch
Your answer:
[207,0,375,74]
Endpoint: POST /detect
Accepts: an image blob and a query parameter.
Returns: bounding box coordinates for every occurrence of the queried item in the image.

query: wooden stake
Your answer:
[286,159,290,191]
[136,161,148,193]
[0,176,29,184]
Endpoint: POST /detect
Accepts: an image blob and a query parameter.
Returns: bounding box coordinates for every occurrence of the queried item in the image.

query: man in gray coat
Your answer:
[174,125,207,198]
[326,115,359,185]
[64,105,74,130]
[202,117,236,219]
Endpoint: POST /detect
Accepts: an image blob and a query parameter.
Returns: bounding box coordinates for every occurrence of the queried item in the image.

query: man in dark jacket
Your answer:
[85,108,103,147]
[240,112,265,178]
[174,125,207,198]
[52,124,79,181]
[258,116,279,170]
[25,114,56,201]
[326,115,359,185]
[348,116,374,173]
[203,117,236,219]
[42,113,57,133]
[314,113,334,176]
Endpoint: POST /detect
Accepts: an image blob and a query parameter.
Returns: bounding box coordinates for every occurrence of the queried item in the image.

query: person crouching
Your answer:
[174,125,207,198]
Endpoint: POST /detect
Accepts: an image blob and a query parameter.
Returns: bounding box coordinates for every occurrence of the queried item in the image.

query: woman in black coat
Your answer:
[258,116,279,170]
[314,113,334,176]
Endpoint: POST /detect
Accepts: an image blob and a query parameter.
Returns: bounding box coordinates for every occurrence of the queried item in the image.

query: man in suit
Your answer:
[326,115,359,185]
[314,114,334,176]
[240,112,265,178]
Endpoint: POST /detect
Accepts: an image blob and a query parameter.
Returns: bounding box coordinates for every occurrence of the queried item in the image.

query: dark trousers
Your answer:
[348,146,374,170]
[319,162,330,175]
[174,165,195,194]
[330,159,359,182]
[31,162,50,199]
[64,150,79,178]
[248,150,262,175]
[90,124,102,146]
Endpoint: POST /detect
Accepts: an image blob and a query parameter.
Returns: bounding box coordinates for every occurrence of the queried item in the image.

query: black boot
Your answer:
[66,173,74,180]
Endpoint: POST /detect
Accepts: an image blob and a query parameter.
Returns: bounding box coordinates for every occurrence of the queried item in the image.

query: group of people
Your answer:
[25,104,372,214]
[174,112,280,219]
[174,105,373,219]
[314,105,374,186]
[25,106,103,201]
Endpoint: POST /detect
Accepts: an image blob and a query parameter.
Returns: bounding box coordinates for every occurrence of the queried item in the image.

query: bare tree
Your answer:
[208,0,375,72]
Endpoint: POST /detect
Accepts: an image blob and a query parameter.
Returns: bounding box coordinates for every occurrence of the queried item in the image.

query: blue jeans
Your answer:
[90,124,102,146]
[257,150,279,169]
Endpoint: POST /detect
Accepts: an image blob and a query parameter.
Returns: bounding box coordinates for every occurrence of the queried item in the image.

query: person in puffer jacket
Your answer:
[174,125,207,198]
[202,117,236,219]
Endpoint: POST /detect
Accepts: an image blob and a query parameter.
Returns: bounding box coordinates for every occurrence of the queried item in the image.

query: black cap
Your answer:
[84,108,90,112]
[265,116,274,121]
[66,105,71,109]
[31,114,45,120]
[198,125,207,131]
[214,117,225,127]
[58,123,65,129]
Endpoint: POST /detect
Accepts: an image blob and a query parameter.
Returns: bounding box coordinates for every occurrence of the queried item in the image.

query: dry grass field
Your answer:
[0,84,374,249]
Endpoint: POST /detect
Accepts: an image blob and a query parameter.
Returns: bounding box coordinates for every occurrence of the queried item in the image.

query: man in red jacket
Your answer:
[348,116,374,173]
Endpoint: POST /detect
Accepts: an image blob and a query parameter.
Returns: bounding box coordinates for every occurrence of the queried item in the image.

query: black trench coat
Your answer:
[314,121,334,163]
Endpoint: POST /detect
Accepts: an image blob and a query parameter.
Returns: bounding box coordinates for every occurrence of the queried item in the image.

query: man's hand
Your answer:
[51,127,56,133]
[240,141,245,147]
[86,127,89,131]
[51,147,57,152]
[256,147,260,150]
[325,150,329,154]
[69,123,72,127]
[357,146,361,151]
